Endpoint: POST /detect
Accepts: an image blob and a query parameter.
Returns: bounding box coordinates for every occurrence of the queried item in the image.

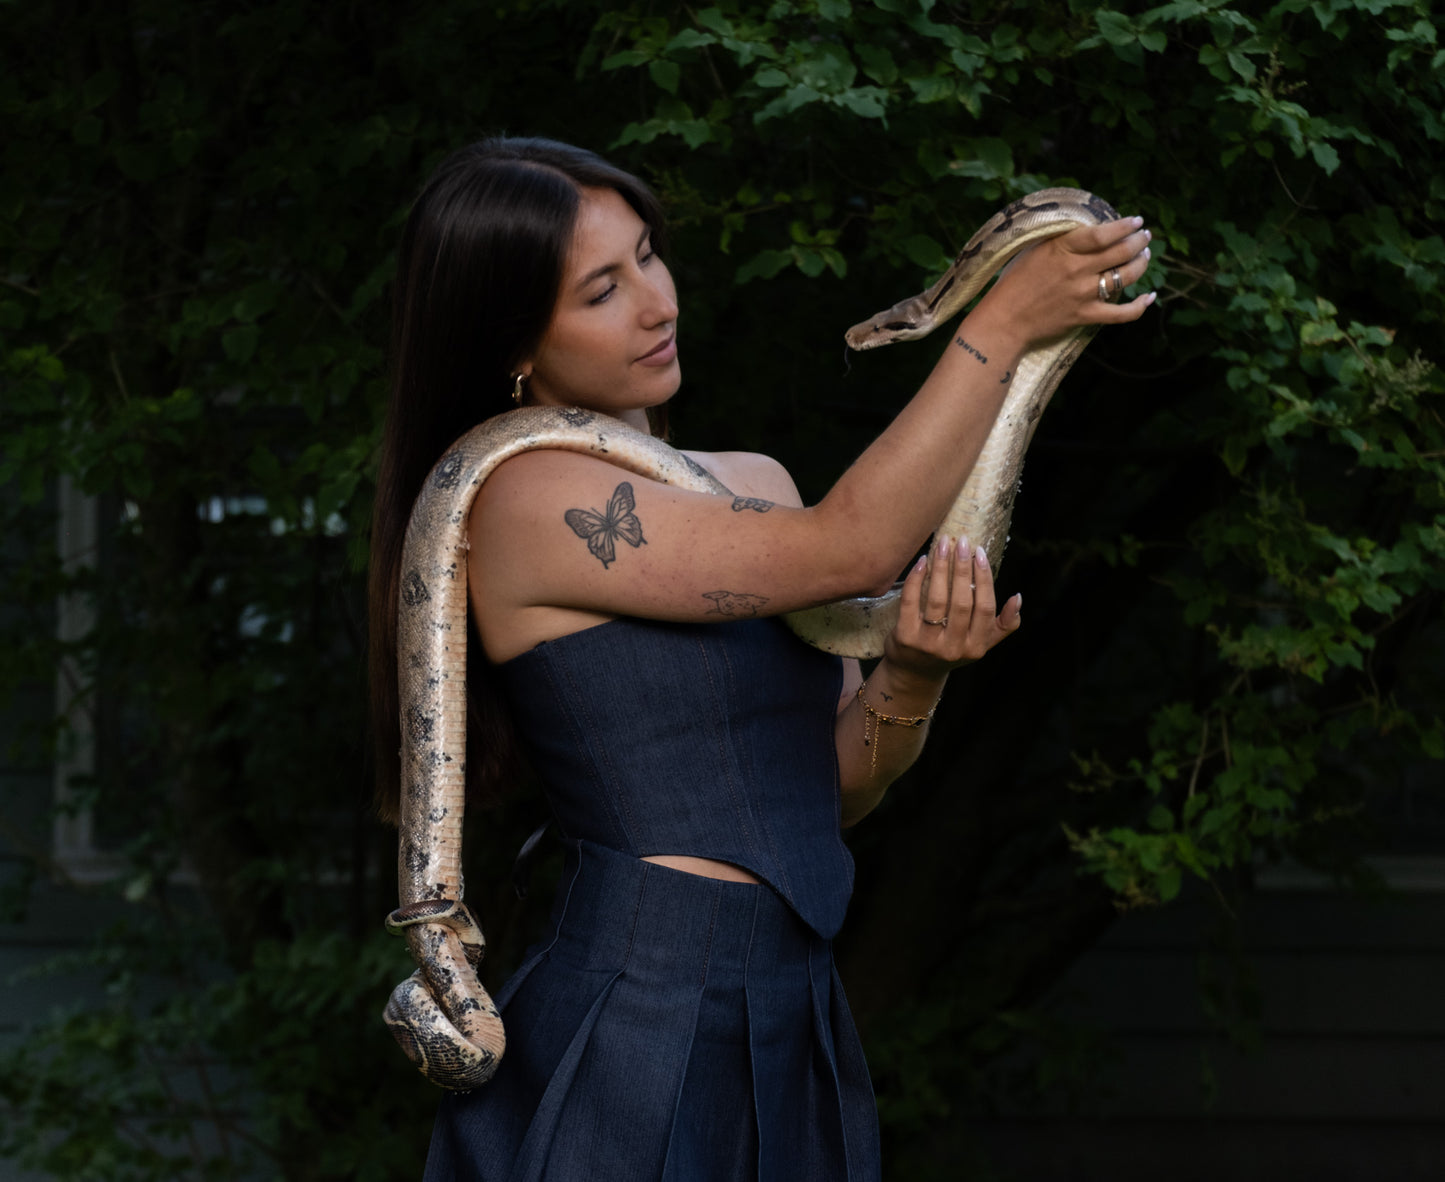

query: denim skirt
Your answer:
[423,841,880,1182]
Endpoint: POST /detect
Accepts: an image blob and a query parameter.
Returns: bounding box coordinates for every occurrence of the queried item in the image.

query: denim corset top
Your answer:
[496,616,853,939]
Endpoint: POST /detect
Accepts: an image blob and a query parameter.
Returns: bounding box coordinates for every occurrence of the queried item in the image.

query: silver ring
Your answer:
[1110,269,1123,297]
[1097,275,1109,301]
[923,615,949,627]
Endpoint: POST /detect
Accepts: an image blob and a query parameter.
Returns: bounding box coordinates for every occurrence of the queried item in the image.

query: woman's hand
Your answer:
[836,532,1021,824]
[976,216,1154,351]
[883,532,1022,680]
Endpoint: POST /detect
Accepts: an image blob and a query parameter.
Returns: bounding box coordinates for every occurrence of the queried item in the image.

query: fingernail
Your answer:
[1131,216,1144,227]
[957,535,971,562]
[1142,246,1151,260]
[937,534,952,559]
[1146,291,1157,305]
[914,554,927,572]
[1144,229,1152,242]
[976,544,989,568]
[1015,592,1023,612]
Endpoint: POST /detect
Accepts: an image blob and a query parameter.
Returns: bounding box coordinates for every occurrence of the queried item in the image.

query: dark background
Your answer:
[2,1,1442,1178]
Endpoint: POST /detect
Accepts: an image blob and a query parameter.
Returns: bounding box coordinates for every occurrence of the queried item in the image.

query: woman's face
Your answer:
[522,186,680,418]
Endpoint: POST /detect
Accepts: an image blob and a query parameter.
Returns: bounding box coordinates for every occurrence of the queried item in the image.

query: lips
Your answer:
[636,333,677,366]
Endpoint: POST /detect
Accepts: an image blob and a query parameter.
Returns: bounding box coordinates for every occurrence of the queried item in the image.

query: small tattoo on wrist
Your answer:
[702,590,769,618]
[954,337,988,364]
[731,496,774,513]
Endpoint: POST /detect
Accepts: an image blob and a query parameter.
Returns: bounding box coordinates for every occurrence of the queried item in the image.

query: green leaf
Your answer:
[796,247,826,278]
[735,248,794,283]
[649,59,681,93]
[665,29,717,52]
[1309,141,1341,173]
[837,87,887,119]
[1299,320,1344,347]
[755,83,822,122]
[856,44,897,85]
[1095,10,1136,47]
[970,136,1014,178]
[901,234,950,271]
[906,73,954,103]
[602,49,652,69]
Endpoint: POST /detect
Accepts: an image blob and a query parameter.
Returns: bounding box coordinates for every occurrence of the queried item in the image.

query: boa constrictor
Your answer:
[384,187,1120,1090]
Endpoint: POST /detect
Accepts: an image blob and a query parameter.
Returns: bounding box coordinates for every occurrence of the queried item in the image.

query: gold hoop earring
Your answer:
[510,372,527,406]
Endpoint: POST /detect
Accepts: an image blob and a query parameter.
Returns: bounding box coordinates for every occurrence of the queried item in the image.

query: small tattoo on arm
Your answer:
[1000,369,1012,384]
[564,482,647,568]
[954,336,988,364]
[731,496,774,513]
[702,590,770,618]
[880,692,893,701]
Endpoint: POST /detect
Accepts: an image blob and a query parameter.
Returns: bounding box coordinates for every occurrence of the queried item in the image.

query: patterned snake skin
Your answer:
[384,188,1120,1089]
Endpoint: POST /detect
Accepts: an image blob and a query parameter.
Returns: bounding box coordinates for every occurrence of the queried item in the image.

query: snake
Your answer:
[383,187,1120,1090]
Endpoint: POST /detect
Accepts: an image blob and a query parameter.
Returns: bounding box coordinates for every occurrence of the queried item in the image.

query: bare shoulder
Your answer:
[680,449,804,509]
[473,444,612,506]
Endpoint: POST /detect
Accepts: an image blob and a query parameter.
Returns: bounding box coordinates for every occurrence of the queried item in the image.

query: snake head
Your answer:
[844,310,932,351]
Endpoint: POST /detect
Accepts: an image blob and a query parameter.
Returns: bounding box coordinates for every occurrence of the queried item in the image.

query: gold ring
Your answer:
[923,615,948,627]
[1110,268,1123,297]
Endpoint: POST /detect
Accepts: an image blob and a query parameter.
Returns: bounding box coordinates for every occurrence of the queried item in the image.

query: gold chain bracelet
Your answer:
[856,681,937,777]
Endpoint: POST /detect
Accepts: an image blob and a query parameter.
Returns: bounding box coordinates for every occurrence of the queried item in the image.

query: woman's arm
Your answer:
[470,219,1150,657]
[833,532,1017,826]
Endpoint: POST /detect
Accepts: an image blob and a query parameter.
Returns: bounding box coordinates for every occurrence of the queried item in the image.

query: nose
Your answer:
[641,262,678,327]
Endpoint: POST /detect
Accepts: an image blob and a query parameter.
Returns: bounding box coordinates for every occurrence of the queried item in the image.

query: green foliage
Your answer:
[1,921,436,1180]
[2,0,1441,1177]
[594,0,1445,880]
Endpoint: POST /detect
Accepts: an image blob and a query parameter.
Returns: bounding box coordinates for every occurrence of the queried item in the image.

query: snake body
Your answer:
[384,187,1119,1089]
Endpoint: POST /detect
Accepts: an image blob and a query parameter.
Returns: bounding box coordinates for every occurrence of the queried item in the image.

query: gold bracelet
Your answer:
[856,681,937,777]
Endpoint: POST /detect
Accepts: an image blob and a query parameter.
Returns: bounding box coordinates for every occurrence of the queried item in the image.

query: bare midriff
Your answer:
[640,855,761,883]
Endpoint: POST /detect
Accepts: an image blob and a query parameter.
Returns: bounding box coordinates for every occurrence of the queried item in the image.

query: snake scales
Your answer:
[384,187,1120,1090]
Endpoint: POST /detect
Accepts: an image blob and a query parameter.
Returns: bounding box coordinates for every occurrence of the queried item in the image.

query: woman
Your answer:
[371,137,1152,1181]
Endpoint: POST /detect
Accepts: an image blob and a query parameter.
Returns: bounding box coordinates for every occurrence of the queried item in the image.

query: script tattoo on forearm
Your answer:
[955,336,1012,383]
[954,337,988,364]
[702,590,770,618]
[731,497,773,513]
[564,482,646,568]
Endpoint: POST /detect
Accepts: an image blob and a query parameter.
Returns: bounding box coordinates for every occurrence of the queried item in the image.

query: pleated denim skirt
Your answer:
[423,840,880,1182]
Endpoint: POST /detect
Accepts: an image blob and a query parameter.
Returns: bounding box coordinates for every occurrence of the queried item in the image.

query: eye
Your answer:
[588,282,617,306]
[639,239,656,266]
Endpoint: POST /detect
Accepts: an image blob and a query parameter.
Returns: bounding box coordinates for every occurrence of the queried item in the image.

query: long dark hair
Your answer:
[369,137,667,825]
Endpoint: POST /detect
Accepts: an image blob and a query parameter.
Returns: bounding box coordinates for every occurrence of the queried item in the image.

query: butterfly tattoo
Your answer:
[564,482,647,568]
